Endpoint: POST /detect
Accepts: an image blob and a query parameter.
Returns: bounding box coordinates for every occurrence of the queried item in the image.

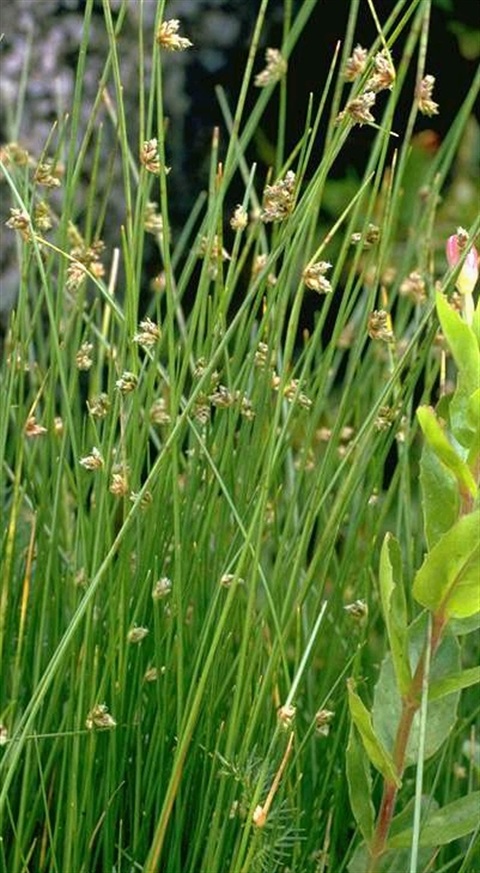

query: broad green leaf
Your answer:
[416,406,477,498]
[347,679,401,787]
[413,510,480,618]
[419,440,460,549]
[372,615,460,768]
[379,534,411,693]
[450,611,480,635]
[436,291,480,446]
[389,791,480,848]
[449,370,480,448]
[348,842,435,873]
[389,795,439,840]
[436,291,480,383]
[428,665,480,701]
[346,724,375,842]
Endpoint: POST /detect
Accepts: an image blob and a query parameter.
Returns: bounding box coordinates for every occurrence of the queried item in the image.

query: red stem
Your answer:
[367,611,447,872]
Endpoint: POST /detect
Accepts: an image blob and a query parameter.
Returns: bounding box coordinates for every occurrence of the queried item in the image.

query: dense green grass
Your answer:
[1,1,479,871]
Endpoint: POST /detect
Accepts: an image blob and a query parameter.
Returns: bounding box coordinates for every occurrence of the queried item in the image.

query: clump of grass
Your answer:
[1,2,479,872]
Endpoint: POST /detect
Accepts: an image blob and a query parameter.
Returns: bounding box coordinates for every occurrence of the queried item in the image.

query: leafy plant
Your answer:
[347,267,480,871]
[0,2,478,872]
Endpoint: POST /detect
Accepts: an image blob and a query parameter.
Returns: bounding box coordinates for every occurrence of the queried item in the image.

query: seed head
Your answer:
[133,317,161,349]
[366,49,395,92]
[303,261,332,294]
[79,447,104,471]
[417,75,439,116]
[140,139,170,176]
[86,703,116,731]
[76,341,94,371]
[230,204,248,231]
[343,45,368,81]
[254,48,287,88]
[338,91,376,126]
[110,471,129,497]
[399,270,426,304]
[277,703,296,728]
[367,310,394,343]
[315,709,335,737]
[150,398,171,426]
[156,19,193,52]
[344,599,368,619]
[34,160,62,188]
[261,170,296,223]
[351,224,380,249]
[127,626,149,644]
[6,208,32,241]
[115,371,138,394]
[25,416,47,437]
[152,577,172,600]
[87,393,111,419]
[144,201,164,235]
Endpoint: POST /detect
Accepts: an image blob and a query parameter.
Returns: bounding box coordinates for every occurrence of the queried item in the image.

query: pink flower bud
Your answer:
[446,229,479,296]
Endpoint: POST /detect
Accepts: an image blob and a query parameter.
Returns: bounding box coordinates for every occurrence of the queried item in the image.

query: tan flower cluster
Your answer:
[254,48,287,88]
[156,19,193,52]
[79,447,104,471]
[66,238,105,292]
[230,204,248,231]
[127,626,149,644]
[340,47,397,127]
[86,704,116,731]
[417,75,439,116]
[152,577,172,600]
[343,45,368,81]
[25,415,47,437]
[302,261,332,294]
[144,201,164,235]
[351,223,380,249]
[150,397,171,426]
[87,393,110,418]
[133,317,161,349]
[110,470,129,497]
[115,371,138,394]
[76,341,94,371]
[260,170,296,223]
[6,208,32,241]
[198,234,231,278]
[338,91,376,126]
[34,160,62,188]
[33,201,53,232]
[399,270,427,304]
[365,49,395,92]
[367,309,394,343]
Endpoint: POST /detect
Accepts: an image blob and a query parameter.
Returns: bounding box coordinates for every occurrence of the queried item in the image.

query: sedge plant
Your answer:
[0,1,479,872]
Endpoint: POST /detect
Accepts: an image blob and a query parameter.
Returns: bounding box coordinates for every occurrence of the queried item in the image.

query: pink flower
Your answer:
[446,229,479,296]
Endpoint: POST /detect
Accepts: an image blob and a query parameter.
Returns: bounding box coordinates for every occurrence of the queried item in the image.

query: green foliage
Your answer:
[345,270,480,870]
[0,1,479,872]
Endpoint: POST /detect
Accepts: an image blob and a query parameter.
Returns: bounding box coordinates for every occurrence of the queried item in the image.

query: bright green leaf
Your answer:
[428,665,480,701]
[389,791,480,848]
[346,724,375,843]
[436,291,480,384]
[450,611,480,635]
[379,534,411,693]
[373,615,460,767]
[347,679,401,787]
[348,843,435,873]
[416,406,477,498]
[413,510,480,618]
[419,440,460,549]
